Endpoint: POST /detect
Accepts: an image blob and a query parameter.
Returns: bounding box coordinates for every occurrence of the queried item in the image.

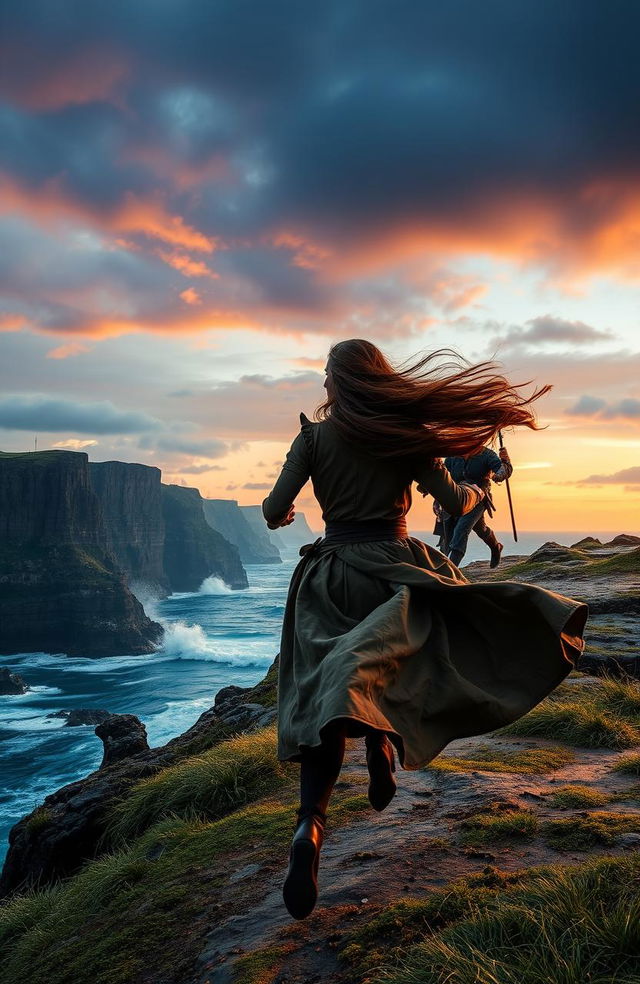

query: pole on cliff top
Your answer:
[498,430,518,543]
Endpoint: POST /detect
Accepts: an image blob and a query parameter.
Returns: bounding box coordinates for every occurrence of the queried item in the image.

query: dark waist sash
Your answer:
[323,518,408,545]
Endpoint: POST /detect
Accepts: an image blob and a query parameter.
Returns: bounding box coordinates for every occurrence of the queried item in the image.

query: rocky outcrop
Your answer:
[203,498,281,564]
[465,534,640,677]
[0,668,28,695]
[0,451,162,657]
[90,461,168,596]
[162,484,248,591]
[0,660,278,897]
[47,709,112,727]
[96,714,149,768]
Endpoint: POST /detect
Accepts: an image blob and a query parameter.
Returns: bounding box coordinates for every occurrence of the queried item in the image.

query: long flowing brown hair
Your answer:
[316,338,551,459]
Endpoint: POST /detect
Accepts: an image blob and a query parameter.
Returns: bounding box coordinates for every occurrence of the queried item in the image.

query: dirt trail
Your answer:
[196,729,639,984]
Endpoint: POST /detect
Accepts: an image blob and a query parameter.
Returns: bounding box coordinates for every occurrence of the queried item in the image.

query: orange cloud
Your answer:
[270,231,332,270]
[158,250,219,278]
[0,177,215,253]
[46,341,92,359]
[0,45,129,110]
[180,287,201,306]
[0,313,27,332]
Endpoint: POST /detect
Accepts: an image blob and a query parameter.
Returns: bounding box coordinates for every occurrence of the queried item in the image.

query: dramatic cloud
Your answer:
[576,466,640,485]
[0,395,161,434]
[2,2,640,344]
[491,315,615,352]
[565,396,640,420]
[138,434,229,458]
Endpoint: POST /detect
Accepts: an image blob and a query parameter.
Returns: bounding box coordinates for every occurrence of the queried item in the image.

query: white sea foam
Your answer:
[0,685,62,700]
[198,576,234,595]
[158,619,272,665]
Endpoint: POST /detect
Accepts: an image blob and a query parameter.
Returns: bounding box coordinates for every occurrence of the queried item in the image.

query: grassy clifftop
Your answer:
[2,667,640,984]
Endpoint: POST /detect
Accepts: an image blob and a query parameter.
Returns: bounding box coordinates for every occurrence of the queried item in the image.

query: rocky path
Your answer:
[196,723,640,984]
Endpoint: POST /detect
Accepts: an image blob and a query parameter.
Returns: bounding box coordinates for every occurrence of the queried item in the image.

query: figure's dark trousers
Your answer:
[444,499,487,561]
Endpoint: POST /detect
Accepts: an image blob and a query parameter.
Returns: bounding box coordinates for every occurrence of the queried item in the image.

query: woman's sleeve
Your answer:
[414,459,484,516]
[262,430,311,526]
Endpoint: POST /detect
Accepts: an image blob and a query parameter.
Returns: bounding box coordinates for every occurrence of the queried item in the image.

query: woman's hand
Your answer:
[267,505,296,530]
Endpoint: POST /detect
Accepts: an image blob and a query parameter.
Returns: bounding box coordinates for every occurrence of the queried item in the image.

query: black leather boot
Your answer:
[486,533,503,568]
[365,733,397,812]
[449,548,464,567]
[282,809,325,920]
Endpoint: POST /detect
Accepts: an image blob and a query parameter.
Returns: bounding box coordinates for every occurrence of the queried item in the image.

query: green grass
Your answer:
[0,785,370,984]
[542,811,640,851]
[613,753,640,776]
[458,810,539,846]
[340,867,536,980]
[232,945,293,984]
[427,743,574,775]
[499,676,640,749]
[547,784,609,809]
[355,855,640,984]
[24,807,54,834]
[104,725,294,846]
[587,547,640,576]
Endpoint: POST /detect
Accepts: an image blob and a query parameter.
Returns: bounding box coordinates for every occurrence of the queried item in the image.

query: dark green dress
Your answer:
[262,416,587,770]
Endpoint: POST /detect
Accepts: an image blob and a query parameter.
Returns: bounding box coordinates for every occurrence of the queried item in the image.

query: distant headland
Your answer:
[0,450,313,659]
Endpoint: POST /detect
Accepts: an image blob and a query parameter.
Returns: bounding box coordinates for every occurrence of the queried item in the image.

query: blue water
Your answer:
[0,530,623,864]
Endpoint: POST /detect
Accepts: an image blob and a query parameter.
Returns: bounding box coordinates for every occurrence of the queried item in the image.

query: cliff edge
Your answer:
[0,451,162,657]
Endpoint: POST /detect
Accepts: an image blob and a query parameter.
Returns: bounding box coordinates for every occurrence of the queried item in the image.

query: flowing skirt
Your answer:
[277,537,587,770]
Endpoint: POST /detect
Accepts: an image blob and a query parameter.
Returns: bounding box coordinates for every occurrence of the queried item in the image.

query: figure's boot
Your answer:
[282,809,325,920]
[365,733,397,812]
[449,548,464,567]
[486,532,503,569]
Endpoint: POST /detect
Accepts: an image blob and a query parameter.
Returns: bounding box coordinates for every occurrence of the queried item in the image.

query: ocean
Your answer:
[0,530,622,864]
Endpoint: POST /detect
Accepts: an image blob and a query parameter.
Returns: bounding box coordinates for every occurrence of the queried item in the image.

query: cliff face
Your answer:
[271,509,316,551]
[162,484,248,591]
[203,498,281,564]
[90,461,168,595]
[241,504,316,554]
[0,451,163,657]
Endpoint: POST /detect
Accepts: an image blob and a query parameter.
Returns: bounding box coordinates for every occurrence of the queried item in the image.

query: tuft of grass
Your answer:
[364,855,640,984]
[547,784,609,809]
[24,807,54,834]
[595,675,640,719]
[499,699,640,748]
[613,753,640,776]
[0,780,370,984]
[458,810,539,846]
[542,811,640,852]
[340,868,539,979]
[232,945,293,984]
[427,743,574,775]
[104,725,293,845]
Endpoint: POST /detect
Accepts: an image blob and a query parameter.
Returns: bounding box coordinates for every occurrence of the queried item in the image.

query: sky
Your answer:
[1,1,639,532]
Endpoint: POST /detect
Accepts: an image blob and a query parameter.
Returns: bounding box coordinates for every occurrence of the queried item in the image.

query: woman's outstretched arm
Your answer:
[262,431,311,529]
[414,459,484,516]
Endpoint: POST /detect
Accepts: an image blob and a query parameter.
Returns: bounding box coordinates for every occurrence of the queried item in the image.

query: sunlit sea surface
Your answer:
[0,531,620,863]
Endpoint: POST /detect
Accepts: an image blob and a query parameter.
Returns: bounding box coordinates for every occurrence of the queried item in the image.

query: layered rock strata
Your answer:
[203,498,281,564]
[0,451,162,657]
[90,461,168,595]
[162,484,248,591]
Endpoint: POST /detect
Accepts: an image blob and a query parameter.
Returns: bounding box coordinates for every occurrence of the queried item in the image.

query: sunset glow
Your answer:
[1,4,639,533]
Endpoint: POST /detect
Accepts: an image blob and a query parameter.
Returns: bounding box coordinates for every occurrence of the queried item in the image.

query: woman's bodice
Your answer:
[262,414,481,528]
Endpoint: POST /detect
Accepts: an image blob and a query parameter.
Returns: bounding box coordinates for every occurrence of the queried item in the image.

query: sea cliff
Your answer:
[202,497,281,564]
[0,451,162,658]
[162,484,248,591]
[2,536,638,984]
[90,461,169,595]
